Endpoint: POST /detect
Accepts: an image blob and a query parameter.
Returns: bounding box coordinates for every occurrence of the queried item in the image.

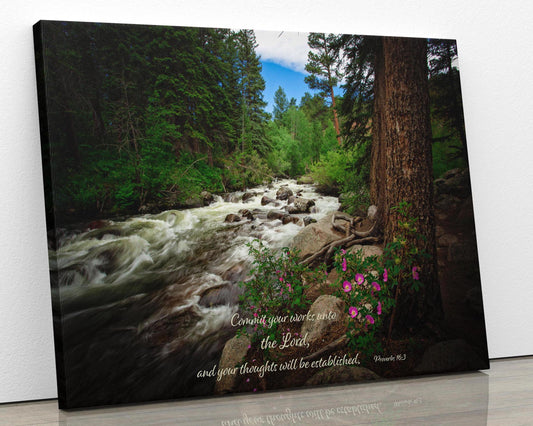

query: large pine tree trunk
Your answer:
[381,37,442,331]
[369,38,386,231]
[329,86,342,146]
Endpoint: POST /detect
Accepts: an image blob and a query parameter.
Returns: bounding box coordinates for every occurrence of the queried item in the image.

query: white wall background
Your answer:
[1,0,532,404]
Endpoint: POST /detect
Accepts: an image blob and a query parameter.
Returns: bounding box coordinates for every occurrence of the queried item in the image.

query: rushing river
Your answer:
[50,179,339,406]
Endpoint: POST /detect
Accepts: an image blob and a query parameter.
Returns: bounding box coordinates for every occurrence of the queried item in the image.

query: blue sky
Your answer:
[261,60,318,113]
[255,30,342,114]
[255,30,315,114]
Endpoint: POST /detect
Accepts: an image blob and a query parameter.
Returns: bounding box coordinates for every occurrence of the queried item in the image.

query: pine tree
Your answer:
[273,86,288,121]
[234,30,268,154]
[305,32,343,145]
[380,37,441,330]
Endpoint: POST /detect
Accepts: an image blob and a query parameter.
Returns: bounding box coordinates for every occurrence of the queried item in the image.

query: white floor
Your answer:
[1,356,532,425]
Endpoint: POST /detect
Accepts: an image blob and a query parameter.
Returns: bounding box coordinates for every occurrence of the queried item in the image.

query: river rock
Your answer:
[305,366,380,386]
[285,205,299,214]
[276,186,293,200]
[221,262,247,282]
[223,193,240,203]
[291,211,344,260]
[238,209,254,220]
[242,192,256,203]
[292,197,315,213]
[282,215,301,225]
[301,295,345,344]
[367,205,378,221]
[199,284,243,307]
[224,214,241,223]
[267,210,285,220]
[348,245,383,259]
[287,195,296,205]
[303,216,317,227]
[141,308,201,348]
[200,191,214,206]
[414,339,488,374]
[261,196,276,206]
[215,335,251,394]
[183,195,203,208]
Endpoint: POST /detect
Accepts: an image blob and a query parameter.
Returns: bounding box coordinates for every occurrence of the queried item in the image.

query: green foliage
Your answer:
[265,103,337,178]
[305,33,342,99]
[331,248,393,357]
[273,86,289,121]
[383,201,430,295]
[41,22,273,218]
[431,120,467,178]
[222,150,271,191]
[331,201,427,356]
[171,154,224,202]
[309,140,369,198]
[238,241,324,347]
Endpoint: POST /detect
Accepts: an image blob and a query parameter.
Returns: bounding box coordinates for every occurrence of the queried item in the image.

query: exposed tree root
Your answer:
[299,211,381,267]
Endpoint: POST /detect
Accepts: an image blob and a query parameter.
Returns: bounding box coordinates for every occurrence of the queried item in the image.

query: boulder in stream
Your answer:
[215,335,251,394]
[223,193,240,203]
[292,197,315,213]
[242,192,256,203]
[261,196,276,206]
[238,209,254,220]
[199,284,243,307]
[200,191,214,206]
[301,295,346,345]
[276,186,293,201]
[303,216,317,227]
[267,210,285,220]
[290,211,344,259]
[224,214,241,223]
[282,215,301,225]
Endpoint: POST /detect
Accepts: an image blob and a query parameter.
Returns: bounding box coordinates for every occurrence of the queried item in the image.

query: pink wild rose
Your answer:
[343,281,352,292]
[412,266,420,280]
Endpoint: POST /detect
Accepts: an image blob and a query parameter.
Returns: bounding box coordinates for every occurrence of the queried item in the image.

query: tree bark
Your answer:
[369,38,386,232]
[381,37,442,331]
[329,86,342,146]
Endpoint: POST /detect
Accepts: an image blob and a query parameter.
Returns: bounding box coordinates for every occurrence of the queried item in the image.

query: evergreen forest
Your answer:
[37,22,466,222]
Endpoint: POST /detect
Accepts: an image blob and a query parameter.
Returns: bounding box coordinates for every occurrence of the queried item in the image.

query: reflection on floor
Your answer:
[1,356,532,425]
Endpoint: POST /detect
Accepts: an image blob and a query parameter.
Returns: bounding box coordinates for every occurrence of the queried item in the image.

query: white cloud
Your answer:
[255,30,310,74]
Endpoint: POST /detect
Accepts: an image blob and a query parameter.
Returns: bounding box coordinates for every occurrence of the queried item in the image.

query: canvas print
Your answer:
[34,20,489,409]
